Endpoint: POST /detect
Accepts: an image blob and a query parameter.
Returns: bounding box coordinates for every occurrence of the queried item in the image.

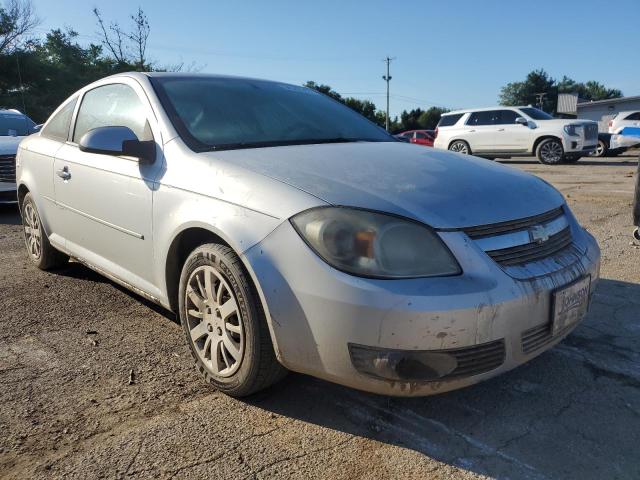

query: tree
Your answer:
[93,7,151,70]
[0,0,39,55]
[500,69,623,113]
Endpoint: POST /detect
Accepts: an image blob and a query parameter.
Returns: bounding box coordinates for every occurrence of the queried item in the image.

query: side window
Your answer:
[625,112,640,120]
[41,98,77,141]
[73,84,153,143]
[467,110,499,126]
[496,110,519,124]
[415,132,427,139]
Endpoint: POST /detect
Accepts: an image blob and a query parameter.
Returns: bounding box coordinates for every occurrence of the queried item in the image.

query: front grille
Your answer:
[486,227,572,266]
[583,123,598,143]
[443,339,505,379]
[0,155,16,183]
[464,208,563,239]
[521,322,574,354]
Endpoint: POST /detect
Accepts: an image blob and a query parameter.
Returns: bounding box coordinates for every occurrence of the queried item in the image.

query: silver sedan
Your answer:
[16,73,600,396]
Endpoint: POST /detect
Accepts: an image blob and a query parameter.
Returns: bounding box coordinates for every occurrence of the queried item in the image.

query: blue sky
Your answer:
[31,0,637,117]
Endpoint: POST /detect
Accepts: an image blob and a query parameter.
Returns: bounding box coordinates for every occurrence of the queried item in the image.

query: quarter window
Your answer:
[437,114,463,127]
[41,98,77,141]
[73,84,152,143]
[625,112,640,120]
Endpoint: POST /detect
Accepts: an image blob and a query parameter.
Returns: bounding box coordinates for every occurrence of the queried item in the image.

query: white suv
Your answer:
[433,106,598,164]
[608,111,640,134]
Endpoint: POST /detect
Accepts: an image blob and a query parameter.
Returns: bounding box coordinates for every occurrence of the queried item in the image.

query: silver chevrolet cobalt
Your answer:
[16,73,600,396]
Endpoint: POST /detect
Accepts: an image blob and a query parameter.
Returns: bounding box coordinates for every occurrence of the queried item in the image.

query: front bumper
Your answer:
[243,218,601,396]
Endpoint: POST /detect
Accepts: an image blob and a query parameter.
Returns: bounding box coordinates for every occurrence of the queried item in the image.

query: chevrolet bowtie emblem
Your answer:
[529,225,550,244]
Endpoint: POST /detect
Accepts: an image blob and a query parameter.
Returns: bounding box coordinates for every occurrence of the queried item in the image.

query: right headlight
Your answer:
[290,207,461,279]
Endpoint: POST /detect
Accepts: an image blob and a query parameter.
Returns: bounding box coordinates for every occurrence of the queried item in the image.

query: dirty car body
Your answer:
[17,73,600,396]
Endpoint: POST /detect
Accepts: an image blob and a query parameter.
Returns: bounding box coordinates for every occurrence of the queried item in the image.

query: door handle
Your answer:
[56,166,71,180]
[498,128,505,131]
[468,129,476,133]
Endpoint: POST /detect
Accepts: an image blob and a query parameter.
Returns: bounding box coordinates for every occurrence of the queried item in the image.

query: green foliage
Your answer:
[0,29,140,122]
[500,69,623,113]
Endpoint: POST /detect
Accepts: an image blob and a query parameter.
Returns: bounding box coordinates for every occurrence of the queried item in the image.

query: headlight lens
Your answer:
[290,207,461,278]
[563,124,580,136]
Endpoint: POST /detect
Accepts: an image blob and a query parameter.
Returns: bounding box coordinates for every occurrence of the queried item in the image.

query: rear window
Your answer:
[437,114,463,127]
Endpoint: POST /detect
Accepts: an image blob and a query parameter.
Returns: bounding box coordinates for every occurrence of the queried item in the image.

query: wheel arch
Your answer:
[447,139,471,150]
[532,135,562,154]
[163,223,285,362]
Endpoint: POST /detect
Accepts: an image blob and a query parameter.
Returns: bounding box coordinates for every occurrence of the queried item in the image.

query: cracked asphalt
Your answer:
[1,154,639,479]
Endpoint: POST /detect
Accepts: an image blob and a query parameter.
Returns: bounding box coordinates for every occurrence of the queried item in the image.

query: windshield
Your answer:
[0,113,36,136]
[519,107,553,120]
[151,76,393,151]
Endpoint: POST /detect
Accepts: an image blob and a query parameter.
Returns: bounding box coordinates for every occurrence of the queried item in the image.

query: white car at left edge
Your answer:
[0,109,38,204]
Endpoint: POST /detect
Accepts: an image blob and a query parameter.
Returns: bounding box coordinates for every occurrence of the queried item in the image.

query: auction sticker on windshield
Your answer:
[552,276,591,335]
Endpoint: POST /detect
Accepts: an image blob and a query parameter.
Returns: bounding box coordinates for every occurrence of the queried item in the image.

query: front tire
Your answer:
[536,138,564,165]
[449,140,471,155]
[178,243,286,397]
[21,193,68,270]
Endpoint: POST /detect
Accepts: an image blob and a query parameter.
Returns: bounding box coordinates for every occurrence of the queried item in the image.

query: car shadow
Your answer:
[0,204,21,225]
[243,278,640,479]
[499,156,638,167]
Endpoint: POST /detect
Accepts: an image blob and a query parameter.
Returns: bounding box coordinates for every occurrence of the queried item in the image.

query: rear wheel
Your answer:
[21,193,68,270]
[590,139,608,157]
[178,243,286,397]
[449,140,471,155]
[536,138,564,165]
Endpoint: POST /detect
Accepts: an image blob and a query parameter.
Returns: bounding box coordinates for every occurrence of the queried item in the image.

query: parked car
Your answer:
[0,109,37,204]
[608,111,640,134]
[590,133,626,157]
[433,106,598,164]
[396,129,435,147]
[17,73,600,397]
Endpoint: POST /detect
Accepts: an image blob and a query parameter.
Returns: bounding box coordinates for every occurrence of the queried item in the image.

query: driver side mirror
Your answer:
[515,117,529,126]
[79,126,155,164]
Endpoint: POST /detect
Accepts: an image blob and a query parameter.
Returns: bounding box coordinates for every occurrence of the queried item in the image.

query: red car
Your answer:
[396,129,435,147]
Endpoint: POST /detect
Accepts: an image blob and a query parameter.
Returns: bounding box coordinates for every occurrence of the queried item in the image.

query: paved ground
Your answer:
[1,154,639,480]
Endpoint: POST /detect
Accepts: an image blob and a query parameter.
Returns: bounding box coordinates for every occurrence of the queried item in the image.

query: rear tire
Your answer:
[178,243,287,397]
[536,138,564,165]
[449,140,471,155]
[590,139,608,157]
[21,193,68,270]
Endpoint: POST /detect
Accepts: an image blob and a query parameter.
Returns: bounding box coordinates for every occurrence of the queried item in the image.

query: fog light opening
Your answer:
[349,344,458,382]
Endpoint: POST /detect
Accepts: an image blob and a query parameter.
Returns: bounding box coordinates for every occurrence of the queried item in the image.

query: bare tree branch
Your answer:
[125,7,149,69]
[0,0,41,55]
[93,7,126,63]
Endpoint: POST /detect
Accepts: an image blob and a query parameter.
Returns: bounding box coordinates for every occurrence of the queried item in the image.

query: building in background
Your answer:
[558,93,640,132]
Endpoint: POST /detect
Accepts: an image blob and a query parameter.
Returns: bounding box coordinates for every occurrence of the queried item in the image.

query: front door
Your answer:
[492,110,533,152]
[53,81,163,297]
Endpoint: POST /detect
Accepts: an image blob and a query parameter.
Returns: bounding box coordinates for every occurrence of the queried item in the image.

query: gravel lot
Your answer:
[1,154,639,480]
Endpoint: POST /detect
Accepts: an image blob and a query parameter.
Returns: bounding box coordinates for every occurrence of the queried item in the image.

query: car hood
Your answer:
[532,119,597,127]
[0,136,24,155]
[210,142,564,229]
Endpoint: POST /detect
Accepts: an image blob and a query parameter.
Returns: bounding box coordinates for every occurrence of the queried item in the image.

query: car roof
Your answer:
[107,71,286,85]
[0,108,26,117]
[443,106,531,115]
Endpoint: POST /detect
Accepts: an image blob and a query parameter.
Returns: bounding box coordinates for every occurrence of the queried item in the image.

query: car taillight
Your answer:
[608,120,613,127]
[434,128,439,138]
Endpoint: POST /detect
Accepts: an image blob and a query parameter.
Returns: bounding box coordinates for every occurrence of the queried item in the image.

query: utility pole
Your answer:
[534,92,547,111]
[382,57,394,131]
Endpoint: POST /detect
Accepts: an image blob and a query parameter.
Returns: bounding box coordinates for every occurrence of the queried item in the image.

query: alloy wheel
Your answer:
[540,141,563,163]
[23,203,42,260]
[592,141,605,157]
[184,265,244,377]
[450,141,469,154]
